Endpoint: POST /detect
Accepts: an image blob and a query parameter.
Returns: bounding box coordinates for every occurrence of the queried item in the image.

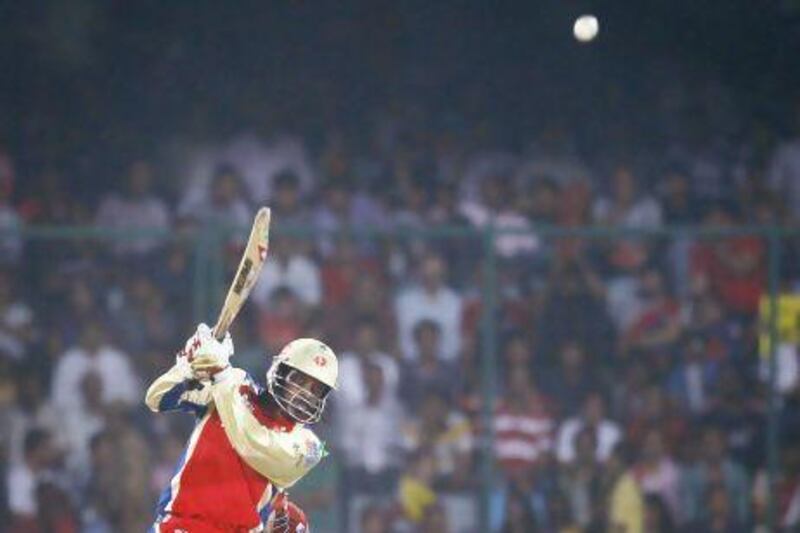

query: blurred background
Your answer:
[2,1,800,532]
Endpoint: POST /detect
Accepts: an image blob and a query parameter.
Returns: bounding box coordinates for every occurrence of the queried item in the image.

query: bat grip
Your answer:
[211,315,228,341]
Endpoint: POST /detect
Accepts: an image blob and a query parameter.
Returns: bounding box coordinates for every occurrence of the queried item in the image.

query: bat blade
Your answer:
[212,207,272,340]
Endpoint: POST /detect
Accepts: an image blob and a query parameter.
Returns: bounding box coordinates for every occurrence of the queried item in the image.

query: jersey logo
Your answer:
[295,438,325,469]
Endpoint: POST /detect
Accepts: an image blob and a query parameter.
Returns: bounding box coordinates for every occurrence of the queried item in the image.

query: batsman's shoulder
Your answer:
[289,426,327,470]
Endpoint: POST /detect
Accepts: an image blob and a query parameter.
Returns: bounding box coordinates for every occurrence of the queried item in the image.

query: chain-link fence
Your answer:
[4,223,798,532]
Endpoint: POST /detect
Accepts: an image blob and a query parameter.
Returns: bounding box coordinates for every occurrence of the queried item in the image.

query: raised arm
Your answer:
[144,358,212,415]
[152,323,326,489]
[144,323,231,415]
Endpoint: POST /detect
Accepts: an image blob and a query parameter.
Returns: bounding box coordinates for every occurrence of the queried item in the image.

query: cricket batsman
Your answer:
[145,323,338,532]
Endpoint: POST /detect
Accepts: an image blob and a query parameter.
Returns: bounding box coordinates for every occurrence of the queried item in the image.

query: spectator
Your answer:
[110,274,178,353]
[185,163,251,238]
[313,181,357,258]
[6,429,59,531]
[253,238,322,308]
[257,286,305,354]
[761,338,800,396]
[360,504,391,533]
[399,320,460,409]
[177,133,315,215]
[683,289,739,361]
[91,407,152,532]
[605,253,652,334]
[632,428,680,522]
[643,494,675,533]
[51,319,140,414]
[541,341,594,417]
[54,280,98,349]
[620,268,682,366]
[95,159,170,256]
[491,367,556,530]
[499,482,539,533]
[339,361,405,495]
[667,334,719,416]
[603,443,644,533]
[593,163,663,228]
[5,51,800,533]
[332,274,396,350]
[537,255,614,367]
[321,237,382,309]
[525,177,560,226]
[688,484,749,532]
[0,270,35,362]
[81,432,116,533]
[419,501,450,533]
[625,385,688,454]
[500,333,533,379]
[556,391,622,465]
[36,476,79,533]
[152,240,192,303]
[681,426,749,526]
[690,205,765,316]
[233,133,317,203]
[17,167,76,225]
[337,317,400,411]
[398,450,437,525]
[395,254,463,361]
[314,176,389,258]
[404,391,474,492]
[753,436,800,531]
[6,368,61,467]
[392,179,428,229]
[659,166,697,224]
[558,428,603,530]
[61,370,106,475]
[459,176,539,258]
[271,170,309,227]
[426,183,475,287]
[705,365,764,470]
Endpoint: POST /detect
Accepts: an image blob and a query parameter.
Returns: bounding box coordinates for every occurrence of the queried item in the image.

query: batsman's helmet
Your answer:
[266,338,338,424]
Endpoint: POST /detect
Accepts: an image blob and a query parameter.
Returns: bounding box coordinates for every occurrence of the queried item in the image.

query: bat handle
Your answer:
[211,313,229,341]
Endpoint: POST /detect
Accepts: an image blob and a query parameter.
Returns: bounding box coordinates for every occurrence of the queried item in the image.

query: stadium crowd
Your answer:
[1,85,800,533]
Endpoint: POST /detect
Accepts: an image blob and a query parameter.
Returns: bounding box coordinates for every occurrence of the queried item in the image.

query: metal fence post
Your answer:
[479,223,498,532]
[766,227,782,530]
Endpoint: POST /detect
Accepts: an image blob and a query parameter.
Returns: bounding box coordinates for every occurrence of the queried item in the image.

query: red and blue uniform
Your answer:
[146,364,321,532]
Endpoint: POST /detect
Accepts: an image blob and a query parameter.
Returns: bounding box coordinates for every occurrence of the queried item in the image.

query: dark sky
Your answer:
[0,0,798,160]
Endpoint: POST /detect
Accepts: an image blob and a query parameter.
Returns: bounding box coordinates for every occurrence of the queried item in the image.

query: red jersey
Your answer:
[146,365,324,532]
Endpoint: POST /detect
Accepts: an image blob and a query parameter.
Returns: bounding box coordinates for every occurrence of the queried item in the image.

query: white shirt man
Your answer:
[338,351,399,408]
[556,394,622,464]
[253,247,322,307]
[395,255,463,361]
[338,362,405,475]
[51,344,140,413]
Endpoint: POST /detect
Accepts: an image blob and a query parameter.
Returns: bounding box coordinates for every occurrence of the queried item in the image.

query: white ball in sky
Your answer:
[573,14,599,43]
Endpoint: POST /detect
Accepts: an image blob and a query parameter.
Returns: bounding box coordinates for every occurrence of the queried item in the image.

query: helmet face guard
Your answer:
[268,363,331,424]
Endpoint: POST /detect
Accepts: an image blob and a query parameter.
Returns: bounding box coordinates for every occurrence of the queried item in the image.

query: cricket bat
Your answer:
[211,207,272,340]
